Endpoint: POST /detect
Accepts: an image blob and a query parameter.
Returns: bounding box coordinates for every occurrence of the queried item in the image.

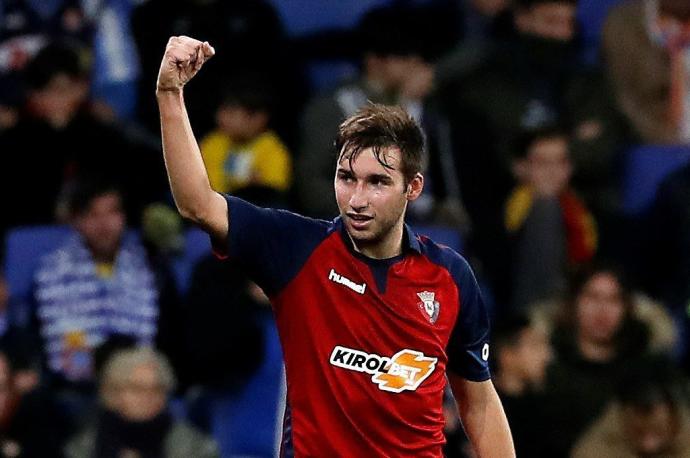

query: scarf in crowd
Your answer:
[505,185,597,264]
[33,232,159,382]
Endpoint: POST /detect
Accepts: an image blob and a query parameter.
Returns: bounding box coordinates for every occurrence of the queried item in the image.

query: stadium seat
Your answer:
[205,312,285,458]
[3,226,74,327]
[3,226,74,301]
[267,0,391,36]
[622,144,690,215]
[2,226,143,327]
[577,0,625,65]
[171,228,212,295]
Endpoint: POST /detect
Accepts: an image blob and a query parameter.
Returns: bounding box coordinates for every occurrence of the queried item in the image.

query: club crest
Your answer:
[417,291,440,324]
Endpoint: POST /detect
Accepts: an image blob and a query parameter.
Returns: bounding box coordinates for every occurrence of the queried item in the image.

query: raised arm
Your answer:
[156,36,228,241]
[449,375,515,458]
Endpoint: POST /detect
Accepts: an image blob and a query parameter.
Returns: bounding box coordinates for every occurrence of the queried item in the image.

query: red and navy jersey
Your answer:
[218,196,491,457]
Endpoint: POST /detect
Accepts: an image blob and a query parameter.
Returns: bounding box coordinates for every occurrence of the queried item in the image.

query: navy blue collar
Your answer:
[333,217,421,256]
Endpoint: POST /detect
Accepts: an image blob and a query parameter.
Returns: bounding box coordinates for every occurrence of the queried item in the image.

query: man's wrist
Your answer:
[156,86,183,99]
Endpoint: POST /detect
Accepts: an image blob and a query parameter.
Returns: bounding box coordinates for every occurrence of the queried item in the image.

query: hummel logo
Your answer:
[328,269,366,294]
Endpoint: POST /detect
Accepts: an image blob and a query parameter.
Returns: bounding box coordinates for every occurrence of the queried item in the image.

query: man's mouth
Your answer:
[347,213,373,229]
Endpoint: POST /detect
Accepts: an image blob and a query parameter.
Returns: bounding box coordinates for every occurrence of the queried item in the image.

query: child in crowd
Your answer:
[200,78,292,201]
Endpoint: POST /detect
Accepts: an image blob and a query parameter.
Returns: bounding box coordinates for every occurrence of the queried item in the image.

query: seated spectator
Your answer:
[572,362,690,457]
[439,0,626,304]
[183,256,265,391]
[492,313,553,457]
[200,77,292,206]
[0,42,167,237]
[603,0,690,143]
[65,347,218,458]
[296,5,435,219]
[541,263,658,456]
[28,180,170,391]
[505,127,597,309]
[0,347,68,457]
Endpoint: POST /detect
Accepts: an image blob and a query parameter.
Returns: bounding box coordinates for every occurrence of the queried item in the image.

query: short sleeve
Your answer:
[214,195,330,296]
[446,257,491,382]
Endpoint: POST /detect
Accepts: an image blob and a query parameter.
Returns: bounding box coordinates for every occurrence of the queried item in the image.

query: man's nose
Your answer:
[349,183,368,210]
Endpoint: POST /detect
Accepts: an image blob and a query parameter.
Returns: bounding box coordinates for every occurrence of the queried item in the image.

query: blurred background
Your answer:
[1,0,690,456]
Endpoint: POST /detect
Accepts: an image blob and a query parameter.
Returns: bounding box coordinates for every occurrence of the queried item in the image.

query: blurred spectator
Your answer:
[132,0,303,142]
[460,0,514,43]
[0,0,91,74]
[505,127,597,309]
[439,0,625,303]
[296,6,436,219]
[0,42,167,238]
[572,362,690,458]
[603,0,690,143]
[183,256,264,391]
[541,264,663,456]
[200,77,292,206]
[0,347,68,458]
[28,181,177,393]
[492,313,553,457]
[65,347,218,458]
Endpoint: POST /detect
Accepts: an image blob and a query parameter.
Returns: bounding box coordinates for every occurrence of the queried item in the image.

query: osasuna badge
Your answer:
[417,291,440,323]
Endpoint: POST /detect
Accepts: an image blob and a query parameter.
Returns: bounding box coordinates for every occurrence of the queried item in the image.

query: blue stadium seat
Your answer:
[2,226,146,327]
[171,228,212,295]
[267,0,391,36]
[207,312,285,458]
[577,0,625,65]
[412,224,464,253]
[3,226,74,302]
[622,145,690,214]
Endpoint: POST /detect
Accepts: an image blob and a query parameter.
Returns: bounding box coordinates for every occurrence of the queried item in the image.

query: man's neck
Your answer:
[349,224,405,260]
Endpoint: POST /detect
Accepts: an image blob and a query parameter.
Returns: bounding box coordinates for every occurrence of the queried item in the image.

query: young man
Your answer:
[156,36,513,457]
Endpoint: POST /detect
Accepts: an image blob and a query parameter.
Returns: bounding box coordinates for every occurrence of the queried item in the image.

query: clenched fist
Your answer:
[156,36,215,93]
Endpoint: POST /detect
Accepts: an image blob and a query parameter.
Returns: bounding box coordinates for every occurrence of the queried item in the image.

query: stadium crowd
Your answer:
[1,0,690,456]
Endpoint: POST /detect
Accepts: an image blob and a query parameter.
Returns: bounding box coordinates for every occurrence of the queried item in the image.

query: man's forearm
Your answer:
[157,89,216,222]
[451,377,515,458]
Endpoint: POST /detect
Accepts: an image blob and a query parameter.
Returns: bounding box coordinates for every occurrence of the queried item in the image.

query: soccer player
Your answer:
[156,36,514,457]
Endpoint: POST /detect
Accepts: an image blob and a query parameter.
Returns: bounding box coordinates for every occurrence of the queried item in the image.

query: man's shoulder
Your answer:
[225,195,337,246]
[416,235,473,282]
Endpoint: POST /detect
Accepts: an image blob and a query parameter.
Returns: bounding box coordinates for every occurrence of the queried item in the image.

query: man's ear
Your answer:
[406,173,424,201]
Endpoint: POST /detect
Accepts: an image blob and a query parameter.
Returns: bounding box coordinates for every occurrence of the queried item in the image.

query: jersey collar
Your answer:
[333,217,421,256]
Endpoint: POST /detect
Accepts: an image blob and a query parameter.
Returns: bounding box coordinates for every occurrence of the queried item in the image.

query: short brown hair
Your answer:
[335,104,425,184]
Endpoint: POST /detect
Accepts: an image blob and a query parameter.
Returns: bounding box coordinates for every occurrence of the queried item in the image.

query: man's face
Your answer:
[519,136,572,197]
[516,2,577,41]
[29,73,87,127]
[622,403,678,457]
[216,105,268,143]
[367,54,426,94]
[116,362,167,422]
[334,147,421,251]
[576,272,626,346]
[74,192,125,261]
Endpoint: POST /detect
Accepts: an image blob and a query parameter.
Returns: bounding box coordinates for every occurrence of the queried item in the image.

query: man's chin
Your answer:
[345,225,377,244]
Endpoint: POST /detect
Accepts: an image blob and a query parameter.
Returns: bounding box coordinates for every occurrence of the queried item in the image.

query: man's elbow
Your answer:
[177,202,210,225]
